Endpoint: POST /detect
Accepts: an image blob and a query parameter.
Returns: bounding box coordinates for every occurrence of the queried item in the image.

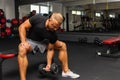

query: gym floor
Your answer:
[0,37,120,80]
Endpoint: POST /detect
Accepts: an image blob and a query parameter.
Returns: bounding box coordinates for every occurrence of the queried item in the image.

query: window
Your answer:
[109,14,115,18]
[95,12,101,17]
[30,4,51,15]
[30,5,39,13]
[72,10,82,15]
[40,6,49,14]
[76,11,81,15]
[72,10,76,15]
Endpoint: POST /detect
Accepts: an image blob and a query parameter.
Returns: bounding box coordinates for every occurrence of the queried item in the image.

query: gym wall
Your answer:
[0,0,15,19]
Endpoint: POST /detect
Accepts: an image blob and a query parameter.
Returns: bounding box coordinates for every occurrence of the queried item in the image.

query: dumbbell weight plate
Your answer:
[51,63,59,74]
[38,63,46,75]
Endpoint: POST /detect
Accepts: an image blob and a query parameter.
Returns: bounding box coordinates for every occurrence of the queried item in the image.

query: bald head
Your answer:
[50,12,64,24]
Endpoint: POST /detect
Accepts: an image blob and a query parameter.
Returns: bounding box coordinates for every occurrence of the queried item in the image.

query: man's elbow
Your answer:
[18,25,23,32]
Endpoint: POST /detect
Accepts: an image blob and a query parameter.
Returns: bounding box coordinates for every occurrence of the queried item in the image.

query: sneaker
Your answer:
[62,70,80,79]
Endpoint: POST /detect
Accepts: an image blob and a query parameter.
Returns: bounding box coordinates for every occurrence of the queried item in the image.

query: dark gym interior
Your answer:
[1,0,120,80]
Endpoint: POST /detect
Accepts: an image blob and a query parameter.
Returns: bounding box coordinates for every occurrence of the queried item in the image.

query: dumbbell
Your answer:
[38,63,59,75]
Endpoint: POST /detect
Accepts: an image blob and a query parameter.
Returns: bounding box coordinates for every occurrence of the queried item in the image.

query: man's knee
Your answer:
[18,44,28,57]
[56,41,67,50]
[47,44,54,51]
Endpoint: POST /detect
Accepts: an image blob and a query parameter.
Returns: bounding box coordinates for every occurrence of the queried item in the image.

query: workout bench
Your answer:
[97,36,120,58]
[0,53,17,80]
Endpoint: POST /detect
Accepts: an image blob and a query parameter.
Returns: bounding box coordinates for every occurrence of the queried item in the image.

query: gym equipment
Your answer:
[6,19,11,23]
[11,18,18,25]
[0,9,4,17]
[96,37,120,58]
[10,18,19,37]
[0,24,6,28]
[0,53,16,80]
[5,27,12,37]
[0,32,5,38]
[38,62,59,75]
[94,37,103,46]
[38,63,46,75]
[0,17,6,24]
[19,19,23,25]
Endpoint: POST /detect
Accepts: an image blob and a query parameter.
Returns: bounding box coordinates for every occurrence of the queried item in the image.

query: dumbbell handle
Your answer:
[38,63,59,75]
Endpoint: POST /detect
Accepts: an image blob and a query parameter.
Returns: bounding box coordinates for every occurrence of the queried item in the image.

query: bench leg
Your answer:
[0,62,2,80]
[0,59,4,80]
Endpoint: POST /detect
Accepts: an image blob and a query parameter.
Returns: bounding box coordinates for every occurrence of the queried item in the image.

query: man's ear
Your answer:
[48,18,52,21]
[62,16,65,22]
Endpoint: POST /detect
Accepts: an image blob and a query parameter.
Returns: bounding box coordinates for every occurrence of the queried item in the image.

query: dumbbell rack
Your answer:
[0,9,7,38]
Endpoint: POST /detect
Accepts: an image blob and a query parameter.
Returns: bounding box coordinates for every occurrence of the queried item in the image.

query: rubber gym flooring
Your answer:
[0,37,120,80]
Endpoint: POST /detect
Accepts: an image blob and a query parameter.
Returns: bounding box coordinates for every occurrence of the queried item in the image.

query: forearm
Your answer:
[46,49,54,66]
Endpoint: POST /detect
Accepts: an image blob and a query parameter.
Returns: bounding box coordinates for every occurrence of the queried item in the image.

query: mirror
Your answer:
[18,1,120,33]
[66,2,120,33]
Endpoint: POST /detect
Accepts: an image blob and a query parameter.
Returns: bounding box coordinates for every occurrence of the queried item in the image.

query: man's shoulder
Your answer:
[33,14,43,18]
[29,14,46,23]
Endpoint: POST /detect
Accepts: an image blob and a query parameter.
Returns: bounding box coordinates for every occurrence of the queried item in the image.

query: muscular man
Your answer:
[18,12,80,80]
